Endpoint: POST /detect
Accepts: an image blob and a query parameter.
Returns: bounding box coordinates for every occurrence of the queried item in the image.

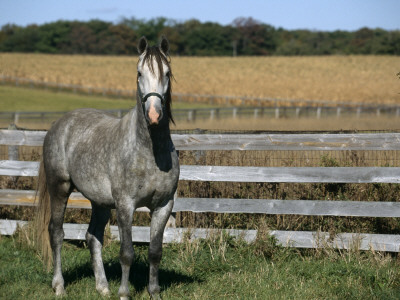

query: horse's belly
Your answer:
[73,175,115,208]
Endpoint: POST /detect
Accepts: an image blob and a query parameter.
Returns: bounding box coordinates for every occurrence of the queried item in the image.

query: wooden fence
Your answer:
[1,129,400,251]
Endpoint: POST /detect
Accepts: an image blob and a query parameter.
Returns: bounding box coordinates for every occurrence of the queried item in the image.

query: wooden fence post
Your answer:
[13,113,19,125]
[296,107,301,118]
[210,109,215,120]
[188,110,197,122]
[7,124,18,161]
[233,108,238,119]
[275,107,280,119]
[193,128,206,162]
[336,107,341,118]
[357,107,362,118]
[316,107,322,119]
[254,108,259,119]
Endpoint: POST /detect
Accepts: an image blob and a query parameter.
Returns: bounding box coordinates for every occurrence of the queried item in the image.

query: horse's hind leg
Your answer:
[48,181,71,296]
[86,203,111,296]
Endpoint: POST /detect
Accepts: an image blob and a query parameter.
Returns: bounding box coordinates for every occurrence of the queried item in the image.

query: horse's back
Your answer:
[48,108,119,137]
[45,108,119,155]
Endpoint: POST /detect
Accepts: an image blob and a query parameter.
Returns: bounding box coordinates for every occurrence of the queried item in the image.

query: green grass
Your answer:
[0,85,215,112]
[1,233,400,299]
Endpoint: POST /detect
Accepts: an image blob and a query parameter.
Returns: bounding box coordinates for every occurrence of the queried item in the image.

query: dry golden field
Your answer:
[1,53,399,105]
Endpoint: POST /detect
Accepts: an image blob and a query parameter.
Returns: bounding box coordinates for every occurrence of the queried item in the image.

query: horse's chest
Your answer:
[142,171,174,193]
[130,155,179,203]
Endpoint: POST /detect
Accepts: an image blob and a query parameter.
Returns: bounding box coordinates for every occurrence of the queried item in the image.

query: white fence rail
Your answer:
[2,189,400,218]
[1,130,400,251]
[2,160,400,183]
[2,130,400,150]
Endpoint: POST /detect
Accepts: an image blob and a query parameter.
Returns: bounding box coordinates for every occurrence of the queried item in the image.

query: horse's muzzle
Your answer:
[148,105,161,125]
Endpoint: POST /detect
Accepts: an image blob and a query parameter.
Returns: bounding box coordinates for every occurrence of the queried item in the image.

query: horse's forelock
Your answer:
[140,46,172,82]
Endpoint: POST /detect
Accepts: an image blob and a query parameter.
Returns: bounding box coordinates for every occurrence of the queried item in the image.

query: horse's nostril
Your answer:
[158,111,163,121]
[148,107,160,125]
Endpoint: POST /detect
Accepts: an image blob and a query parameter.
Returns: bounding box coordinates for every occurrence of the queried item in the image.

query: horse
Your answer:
[35,36,179,299]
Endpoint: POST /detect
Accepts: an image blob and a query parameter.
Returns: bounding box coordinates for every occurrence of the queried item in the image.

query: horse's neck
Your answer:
[149,125,172,153]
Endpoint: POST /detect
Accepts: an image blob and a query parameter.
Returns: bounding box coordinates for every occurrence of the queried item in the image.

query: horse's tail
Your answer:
[34,157,52,271]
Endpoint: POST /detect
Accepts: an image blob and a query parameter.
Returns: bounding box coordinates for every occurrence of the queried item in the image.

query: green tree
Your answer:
[0,24,40,52]
[120,17,174,45]
[233,17,277,55]
[66,22,96,54]
[0,18,399,56]
[35,21,72,53]
[181,20,233,55]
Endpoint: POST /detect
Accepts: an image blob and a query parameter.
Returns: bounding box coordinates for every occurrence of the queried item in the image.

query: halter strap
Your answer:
[138,84,166,106]
[142,92,165,105]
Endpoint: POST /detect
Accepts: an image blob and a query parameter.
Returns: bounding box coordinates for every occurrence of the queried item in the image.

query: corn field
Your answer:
[1,54,399,105]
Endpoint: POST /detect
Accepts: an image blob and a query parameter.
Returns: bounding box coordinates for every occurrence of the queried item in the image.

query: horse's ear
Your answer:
[159,36,169,55]
[138,36,148,55]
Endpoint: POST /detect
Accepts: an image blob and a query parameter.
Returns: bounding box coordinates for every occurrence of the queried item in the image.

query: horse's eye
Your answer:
[137,71,142,77]
[166,71,170,78]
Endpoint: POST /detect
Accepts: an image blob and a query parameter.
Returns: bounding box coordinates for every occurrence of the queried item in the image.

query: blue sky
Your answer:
[0,0,399,31]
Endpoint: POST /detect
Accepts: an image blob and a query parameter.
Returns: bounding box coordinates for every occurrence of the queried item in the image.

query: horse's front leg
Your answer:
[148,198,174,299]
[115,201,135,300]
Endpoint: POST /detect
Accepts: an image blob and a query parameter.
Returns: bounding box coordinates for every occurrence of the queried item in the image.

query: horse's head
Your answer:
[137,36,174,126]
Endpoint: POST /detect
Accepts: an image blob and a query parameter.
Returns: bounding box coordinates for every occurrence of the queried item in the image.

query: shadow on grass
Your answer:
[62,257,200,293]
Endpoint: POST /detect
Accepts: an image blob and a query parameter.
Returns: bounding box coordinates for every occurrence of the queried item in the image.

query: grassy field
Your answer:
[1,232,400,300]
[0,85,214,112]
[1,53,399,105]
[1,85,400,131]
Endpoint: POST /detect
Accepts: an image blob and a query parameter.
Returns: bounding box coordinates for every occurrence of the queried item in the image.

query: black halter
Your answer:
[142,92,165,105]
[137,84,166,110]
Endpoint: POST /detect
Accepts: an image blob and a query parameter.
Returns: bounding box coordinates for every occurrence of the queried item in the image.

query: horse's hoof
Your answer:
[119,297,130,300]
[54,285,65,296]
[98,287,110,296]
[150,293,161,300]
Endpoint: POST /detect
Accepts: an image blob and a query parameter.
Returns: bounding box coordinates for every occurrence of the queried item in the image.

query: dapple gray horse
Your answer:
[36,36,179,299]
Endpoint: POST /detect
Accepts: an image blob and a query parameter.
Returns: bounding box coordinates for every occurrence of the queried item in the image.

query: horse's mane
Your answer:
[138,46,174,124]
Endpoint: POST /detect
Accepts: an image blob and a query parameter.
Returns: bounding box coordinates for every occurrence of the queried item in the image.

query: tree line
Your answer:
[0,17,399,56]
